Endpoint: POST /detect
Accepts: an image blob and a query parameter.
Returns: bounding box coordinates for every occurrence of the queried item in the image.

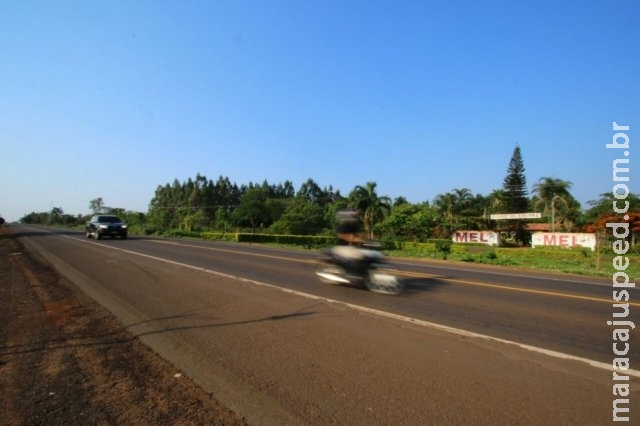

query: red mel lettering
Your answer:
[559,235,569,246]
[469,232,478,242]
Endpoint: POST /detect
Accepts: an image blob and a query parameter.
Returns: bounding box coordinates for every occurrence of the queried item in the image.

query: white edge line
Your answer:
[60,234,640,379]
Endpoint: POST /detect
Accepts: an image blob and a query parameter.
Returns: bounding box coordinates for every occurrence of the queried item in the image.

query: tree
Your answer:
[214,175,241,211]
[270,197,327,235]
[233,187,270,233]
[502,145,530,244]
[89,198,105,214]
[50,206,64,217]
[584,192,640,224]
[532,177,574,231]
[382,202,435,241]
[487,189,506,213]
[297,178,324,203]
[451,188,474,228]
[463,193,491,230]
[348,182,392,240]
[213,207,232,232]
[49,207,64,224]
[433,188,476,234]
[583,192,640,248]
[502,145,529,212]
[393,196,408,206]
[584,212,640,251]
[433,191,455,234]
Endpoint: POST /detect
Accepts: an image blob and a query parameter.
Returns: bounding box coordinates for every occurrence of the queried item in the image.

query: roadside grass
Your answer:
[387,245,640,281]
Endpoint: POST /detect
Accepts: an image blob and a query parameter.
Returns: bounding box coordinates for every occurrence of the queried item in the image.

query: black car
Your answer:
[86,215,128,240]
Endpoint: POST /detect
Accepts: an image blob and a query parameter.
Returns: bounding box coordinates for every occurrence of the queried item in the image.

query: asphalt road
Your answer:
[11,225,640,424]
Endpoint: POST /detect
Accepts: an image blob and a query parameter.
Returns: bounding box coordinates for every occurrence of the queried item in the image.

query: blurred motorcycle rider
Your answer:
[331,210,366,261]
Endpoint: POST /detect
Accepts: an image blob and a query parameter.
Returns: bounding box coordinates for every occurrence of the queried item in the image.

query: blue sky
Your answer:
[1,0,637,222]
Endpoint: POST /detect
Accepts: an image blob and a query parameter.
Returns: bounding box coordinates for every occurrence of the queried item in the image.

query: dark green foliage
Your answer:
[502,145,530,244]
[531,177,579,231]
[584,192,640,223]
[147,175,243,231]
[269,197,327,235]
[348,182,392,240]
[433,188,490,236]
[232,187,270,232]
[382,202,435,241]
[486,250,498,260]
[145,175,343,235]
[435,239,452,259]
[502,145,529,213]
[21,208,81,227]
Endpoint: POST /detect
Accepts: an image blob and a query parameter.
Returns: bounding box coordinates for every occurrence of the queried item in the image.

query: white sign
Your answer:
[531,232,596,251]
[490,212,542,220]
[452,230,499,246]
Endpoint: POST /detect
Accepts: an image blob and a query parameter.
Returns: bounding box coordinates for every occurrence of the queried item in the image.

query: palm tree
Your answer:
[434,188,475,232]
[451,188,474,227]
[348,182,392,240]
[433,192,454,220]
[532,177,572,232]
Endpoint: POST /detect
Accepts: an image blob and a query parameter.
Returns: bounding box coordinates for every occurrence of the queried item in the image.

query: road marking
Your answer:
[440,276,640,307]
[152,239,640,307]
[23,228,636,307]
[150,239,314,263]
[58,233,640,378]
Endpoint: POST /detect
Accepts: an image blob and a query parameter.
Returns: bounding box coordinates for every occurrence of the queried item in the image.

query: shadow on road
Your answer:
[131,310,318,338]
[0,305,320,357]
[400,276,450,295]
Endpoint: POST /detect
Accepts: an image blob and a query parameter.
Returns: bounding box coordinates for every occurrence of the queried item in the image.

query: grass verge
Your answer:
[386,245,640,281]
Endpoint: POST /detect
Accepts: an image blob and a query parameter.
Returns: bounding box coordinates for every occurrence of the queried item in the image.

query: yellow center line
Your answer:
[398,270,640,307]
[152,240,639,306]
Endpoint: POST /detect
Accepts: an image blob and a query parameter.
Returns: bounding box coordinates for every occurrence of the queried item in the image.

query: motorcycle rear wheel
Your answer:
[365,269,403,295]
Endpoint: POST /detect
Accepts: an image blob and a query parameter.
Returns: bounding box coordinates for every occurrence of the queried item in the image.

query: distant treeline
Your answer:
[19,172,640,245]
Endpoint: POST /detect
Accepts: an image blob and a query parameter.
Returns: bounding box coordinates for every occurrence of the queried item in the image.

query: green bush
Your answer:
[161,229,201,238]
[200,232,238,242]
[236,233,334,248]
[397,240,468,257]
[435,240,452,259]
[461,254,476,262]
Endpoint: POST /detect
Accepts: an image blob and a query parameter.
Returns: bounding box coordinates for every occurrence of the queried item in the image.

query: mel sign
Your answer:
[452,231,499,246]
[531,232,596,250]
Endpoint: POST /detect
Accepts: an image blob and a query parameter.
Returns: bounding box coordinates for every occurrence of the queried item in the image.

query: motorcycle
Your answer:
[315,244,403,295]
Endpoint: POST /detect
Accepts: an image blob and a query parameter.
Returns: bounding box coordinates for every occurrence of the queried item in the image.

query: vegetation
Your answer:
[502,145,529,213]
[349,182,392,240]
[532,177,576,231]
[501,145,530,244]
[18,146,640,278]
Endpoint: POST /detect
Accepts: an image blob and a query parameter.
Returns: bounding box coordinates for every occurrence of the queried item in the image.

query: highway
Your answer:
[12,225,640,424]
